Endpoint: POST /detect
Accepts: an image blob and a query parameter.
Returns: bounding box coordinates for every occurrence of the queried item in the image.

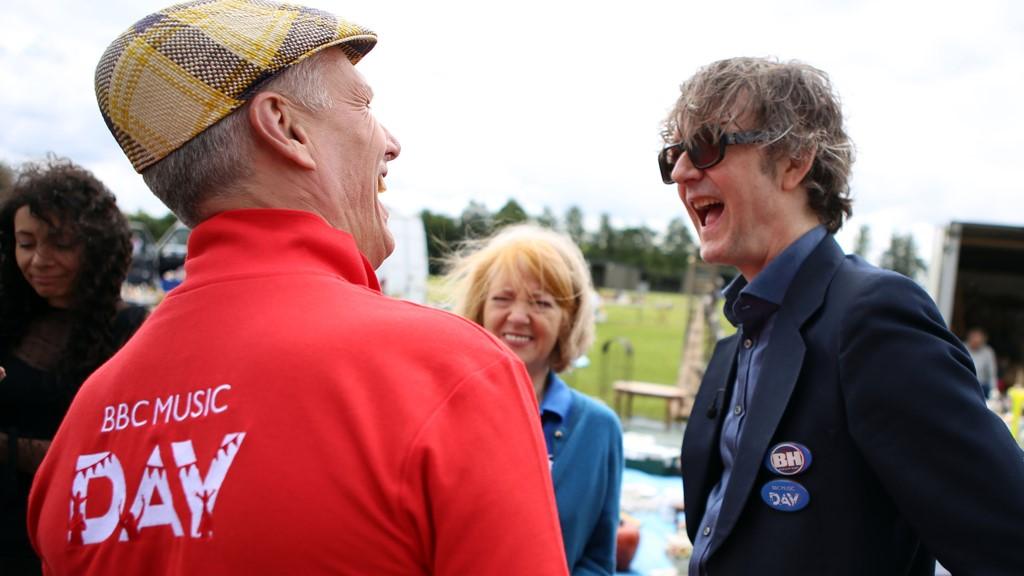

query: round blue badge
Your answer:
[764,442,812,476]
[760,479,810,512]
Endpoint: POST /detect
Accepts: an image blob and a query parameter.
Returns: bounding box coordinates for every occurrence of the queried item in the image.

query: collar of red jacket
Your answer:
[182,209,381,292]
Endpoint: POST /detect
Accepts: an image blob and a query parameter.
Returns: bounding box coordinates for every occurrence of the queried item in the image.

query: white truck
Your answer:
[375,209,429,304]
[928,221,1024,386]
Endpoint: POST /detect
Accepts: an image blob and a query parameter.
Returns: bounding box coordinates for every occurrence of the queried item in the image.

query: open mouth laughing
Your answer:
[503,332,533,345]
[692,197,725,228]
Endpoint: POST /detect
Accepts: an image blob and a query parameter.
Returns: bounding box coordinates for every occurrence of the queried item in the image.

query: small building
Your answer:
[590,261,642,291]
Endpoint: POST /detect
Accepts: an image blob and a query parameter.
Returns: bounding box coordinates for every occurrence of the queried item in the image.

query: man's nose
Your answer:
[671,150,702,185]
[384,127,401,161]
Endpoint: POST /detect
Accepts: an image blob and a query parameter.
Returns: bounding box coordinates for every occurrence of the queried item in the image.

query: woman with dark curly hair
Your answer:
[0,157,147,573]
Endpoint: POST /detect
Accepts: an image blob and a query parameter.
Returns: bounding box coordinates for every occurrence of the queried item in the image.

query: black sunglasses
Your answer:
[658,129,775,184]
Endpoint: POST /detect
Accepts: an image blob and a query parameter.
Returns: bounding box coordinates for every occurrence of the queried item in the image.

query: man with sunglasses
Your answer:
[665,57,1024,575]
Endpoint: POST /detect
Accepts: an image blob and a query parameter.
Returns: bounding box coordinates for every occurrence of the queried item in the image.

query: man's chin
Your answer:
[698,244,721,265]
[369,234,396,269]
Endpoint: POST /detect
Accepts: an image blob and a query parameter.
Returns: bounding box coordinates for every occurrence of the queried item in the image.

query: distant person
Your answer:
[28,2,567,575]
[964,327,998,399]
[447,224,623,575]
[0,157,147,574]
[659,56,1024,574]
[591,289,607,323]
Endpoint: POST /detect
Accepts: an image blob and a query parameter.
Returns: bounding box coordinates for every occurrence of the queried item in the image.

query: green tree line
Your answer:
[851,223,928,280]
[422,199,698,291]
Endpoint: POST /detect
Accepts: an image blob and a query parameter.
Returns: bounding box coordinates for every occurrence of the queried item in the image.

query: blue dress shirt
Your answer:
[689,226,826,575]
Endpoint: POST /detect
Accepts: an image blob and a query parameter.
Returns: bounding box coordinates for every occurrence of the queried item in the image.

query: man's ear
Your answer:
[248,92,317,170]
[780,146,816,192]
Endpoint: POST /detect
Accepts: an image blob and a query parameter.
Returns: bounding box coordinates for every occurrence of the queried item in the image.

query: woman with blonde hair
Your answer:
[447,224,623,575]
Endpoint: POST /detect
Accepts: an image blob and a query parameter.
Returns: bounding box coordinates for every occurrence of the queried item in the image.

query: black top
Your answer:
[0,303,147,569]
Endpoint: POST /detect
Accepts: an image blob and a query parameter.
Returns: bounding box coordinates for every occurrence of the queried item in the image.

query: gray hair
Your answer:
[141,48,336,226]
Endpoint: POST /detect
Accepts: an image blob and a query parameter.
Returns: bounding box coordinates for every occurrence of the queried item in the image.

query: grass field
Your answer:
[427,278,734,421]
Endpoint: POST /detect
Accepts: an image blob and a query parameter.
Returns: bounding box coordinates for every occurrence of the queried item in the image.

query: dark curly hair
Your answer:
[0,156,132,384]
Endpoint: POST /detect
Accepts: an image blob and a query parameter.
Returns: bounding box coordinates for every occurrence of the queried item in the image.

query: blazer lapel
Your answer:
[681,333,739,541]
[707,235,846,555]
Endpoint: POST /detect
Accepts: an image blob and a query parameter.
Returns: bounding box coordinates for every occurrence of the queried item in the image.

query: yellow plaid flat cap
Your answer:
[95,0,377,172]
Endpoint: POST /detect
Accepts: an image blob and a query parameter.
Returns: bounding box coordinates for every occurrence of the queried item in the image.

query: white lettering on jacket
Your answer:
[68,432,246,545]
[100,384,231,433]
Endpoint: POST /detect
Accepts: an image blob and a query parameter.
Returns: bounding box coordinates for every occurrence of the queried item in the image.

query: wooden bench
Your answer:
[613,380,690,430]
[612,295,709,430]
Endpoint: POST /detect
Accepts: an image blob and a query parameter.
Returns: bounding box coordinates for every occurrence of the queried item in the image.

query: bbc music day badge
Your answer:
[760,479,810,512]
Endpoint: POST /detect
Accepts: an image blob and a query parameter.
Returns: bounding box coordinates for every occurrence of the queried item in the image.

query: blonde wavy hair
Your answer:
[445,224,595,373]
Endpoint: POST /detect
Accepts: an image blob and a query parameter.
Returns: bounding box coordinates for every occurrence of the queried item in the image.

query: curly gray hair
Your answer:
[663,57,855,233]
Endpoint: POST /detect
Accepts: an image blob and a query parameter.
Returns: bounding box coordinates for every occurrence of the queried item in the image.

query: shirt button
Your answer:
[733,405,743,416]
[743,338,753,349]
[703,526,711,536]
[554,430,564,439]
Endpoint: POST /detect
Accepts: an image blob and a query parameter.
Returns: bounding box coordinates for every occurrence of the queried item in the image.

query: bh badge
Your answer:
[764,442,812,476]
[761,479,810,512]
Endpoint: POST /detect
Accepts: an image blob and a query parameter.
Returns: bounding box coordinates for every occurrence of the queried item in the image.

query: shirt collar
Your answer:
[183,209,381,292]
[540,371,572,422]
[723,225,826,327]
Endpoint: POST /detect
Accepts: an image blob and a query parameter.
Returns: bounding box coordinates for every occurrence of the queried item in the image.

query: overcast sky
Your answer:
[1,0,1021,268]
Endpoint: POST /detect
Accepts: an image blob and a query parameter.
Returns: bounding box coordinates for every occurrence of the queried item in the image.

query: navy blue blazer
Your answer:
[681,235,1024,575]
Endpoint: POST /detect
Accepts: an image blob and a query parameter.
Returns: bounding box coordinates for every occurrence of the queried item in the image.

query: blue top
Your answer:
[690,225,825,576]
[541,372,624,575]
[541,370,575,460]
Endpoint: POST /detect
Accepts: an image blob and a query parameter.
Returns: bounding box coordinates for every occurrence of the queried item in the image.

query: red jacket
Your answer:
[29,209,567,575]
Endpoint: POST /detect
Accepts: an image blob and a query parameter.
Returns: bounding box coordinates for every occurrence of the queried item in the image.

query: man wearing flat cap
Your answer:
[28,2,569,574]
[661,56,1024,575]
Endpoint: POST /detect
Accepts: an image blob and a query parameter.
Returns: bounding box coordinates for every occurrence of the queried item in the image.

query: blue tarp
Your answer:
[617,468,686,575]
